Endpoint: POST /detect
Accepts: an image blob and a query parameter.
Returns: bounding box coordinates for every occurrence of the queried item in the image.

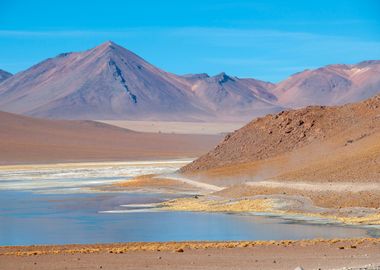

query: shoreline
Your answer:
[159,195,380,226]
[2,161,380,270]
[100,173,380,228]
[108,174,380,227]
[0,158,195,169]
[2,238,379,255]
[1,239,379,270]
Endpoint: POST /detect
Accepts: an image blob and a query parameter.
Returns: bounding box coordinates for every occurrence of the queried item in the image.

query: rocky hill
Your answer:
[180,93,380,179]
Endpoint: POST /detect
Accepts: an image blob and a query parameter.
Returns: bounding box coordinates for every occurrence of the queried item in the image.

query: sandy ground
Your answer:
[1,239,379,270]
[216,183,380,211]
[97,120,246,135]
[0,111,222,165]
[102,174,201,194]
[246,181,380,192]
[158,175,223,191]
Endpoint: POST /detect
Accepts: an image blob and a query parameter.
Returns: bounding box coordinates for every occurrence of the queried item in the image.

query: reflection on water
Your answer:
[0,161,377,246]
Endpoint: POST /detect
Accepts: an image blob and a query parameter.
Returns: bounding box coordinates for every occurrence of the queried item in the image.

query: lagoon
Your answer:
[0,161,377,246]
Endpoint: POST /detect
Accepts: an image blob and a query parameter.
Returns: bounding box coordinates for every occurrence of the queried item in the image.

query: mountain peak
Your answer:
[101,40,118,48]
[214,72,234,83]
[92,40,124,54]
[90,41,145,63]
[0,69,12,83]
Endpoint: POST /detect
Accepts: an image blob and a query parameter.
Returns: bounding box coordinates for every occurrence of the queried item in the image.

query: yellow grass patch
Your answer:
[331,213,380,225]
[2,238,379,256]
[114,174,185,188]
[161,197,272,212]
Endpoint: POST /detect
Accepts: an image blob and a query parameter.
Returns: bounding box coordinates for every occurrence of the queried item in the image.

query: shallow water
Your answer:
[0,161,377,246]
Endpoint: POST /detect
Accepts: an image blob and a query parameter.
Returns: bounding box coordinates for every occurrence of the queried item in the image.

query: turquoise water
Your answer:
[1,190,375,246]
[0,161,377,246]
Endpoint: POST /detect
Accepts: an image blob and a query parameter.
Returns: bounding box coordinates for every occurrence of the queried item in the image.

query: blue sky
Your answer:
[1,0,380,82]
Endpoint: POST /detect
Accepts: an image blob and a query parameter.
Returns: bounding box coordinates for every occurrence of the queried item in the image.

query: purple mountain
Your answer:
[0,41,281,121]
[1,41,379,121]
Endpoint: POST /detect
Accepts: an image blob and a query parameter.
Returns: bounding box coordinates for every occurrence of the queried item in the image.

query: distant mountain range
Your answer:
[0,41,379,121]
[274,60,380,108]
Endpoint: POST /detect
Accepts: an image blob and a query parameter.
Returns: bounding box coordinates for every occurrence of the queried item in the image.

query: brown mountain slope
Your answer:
[0,111,221,165]
[180,94,380,183]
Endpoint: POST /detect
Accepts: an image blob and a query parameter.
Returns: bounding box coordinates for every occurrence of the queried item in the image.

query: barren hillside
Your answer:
[180,94,380,183]
[0,111,221,165]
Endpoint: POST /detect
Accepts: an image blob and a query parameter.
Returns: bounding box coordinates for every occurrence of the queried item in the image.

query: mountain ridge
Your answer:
[274,60,380,108]
[0,41,379,121]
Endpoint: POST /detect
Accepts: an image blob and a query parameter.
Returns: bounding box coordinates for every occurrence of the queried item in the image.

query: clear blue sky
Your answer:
[1,0,379,82]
